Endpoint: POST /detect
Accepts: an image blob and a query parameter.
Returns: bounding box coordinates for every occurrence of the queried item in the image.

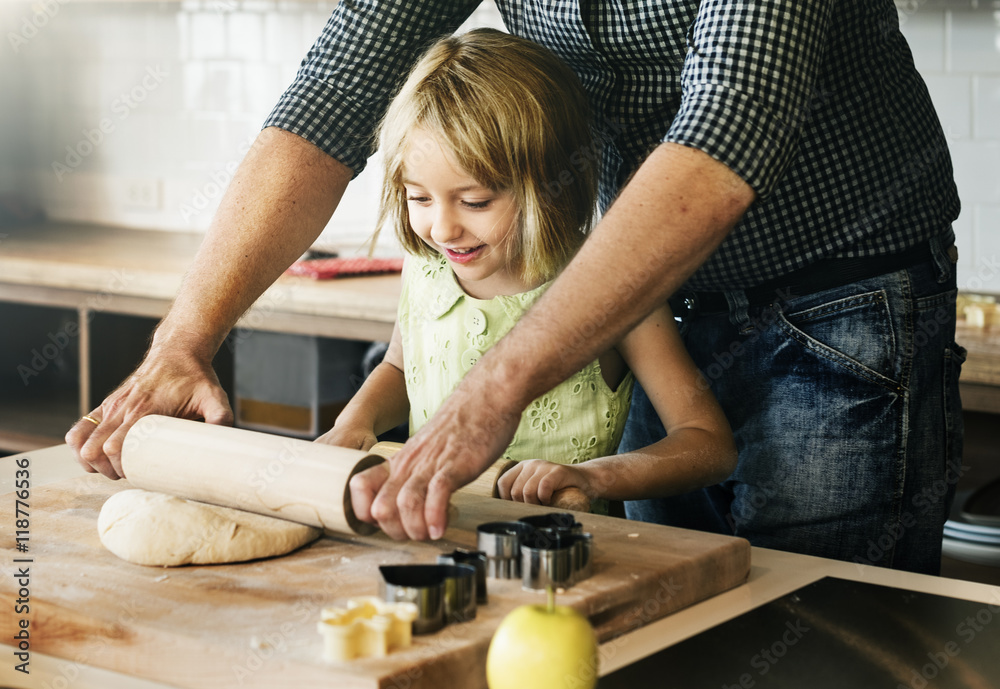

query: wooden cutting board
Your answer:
[1,474,750,689]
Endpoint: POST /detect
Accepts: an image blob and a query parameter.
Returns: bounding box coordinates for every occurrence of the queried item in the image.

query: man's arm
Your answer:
[365,142,756,540]
[67,128,354,478]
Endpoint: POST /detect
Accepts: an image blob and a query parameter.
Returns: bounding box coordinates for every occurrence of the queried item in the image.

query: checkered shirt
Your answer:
[264,0,960,290]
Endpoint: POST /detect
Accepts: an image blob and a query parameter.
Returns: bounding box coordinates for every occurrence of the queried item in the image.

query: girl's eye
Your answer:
[406,196,430,204]
[462,200,491,209]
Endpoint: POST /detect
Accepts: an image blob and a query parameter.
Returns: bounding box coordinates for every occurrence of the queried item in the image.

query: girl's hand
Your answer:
[497,460,595,506]
[349,462,391,524]
[316,425,378,452]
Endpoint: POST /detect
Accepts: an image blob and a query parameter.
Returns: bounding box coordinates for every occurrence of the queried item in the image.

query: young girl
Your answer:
[319,28,736,514]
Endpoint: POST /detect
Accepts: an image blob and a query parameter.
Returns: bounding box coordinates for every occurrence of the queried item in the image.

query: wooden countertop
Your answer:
[0,222,401,339]
[1,445,998,689]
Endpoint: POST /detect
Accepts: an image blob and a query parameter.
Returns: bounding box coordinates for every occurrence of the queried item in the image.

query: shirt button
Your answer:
[461,348,482,371]
[465,308,487,335]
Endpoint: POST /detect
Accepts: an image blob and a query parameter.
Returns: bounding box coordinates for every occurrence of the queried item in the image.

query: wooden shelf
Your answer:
[0,221,399,453]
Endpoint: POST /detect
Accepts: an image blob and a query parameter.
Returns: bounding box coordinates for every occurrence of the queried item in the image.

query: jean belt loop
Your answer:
[724,289,751,329]
[929,229,956,284]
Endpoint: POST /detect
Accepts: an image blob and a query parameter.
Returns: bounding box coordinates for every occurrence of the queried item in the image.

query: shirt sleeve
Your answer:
[262,0,482,177]
[664,0,835,197]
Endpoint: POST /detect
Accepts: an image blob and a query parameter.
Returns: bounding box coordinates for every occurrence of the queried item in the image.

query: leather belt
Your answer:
[669,239,944,317]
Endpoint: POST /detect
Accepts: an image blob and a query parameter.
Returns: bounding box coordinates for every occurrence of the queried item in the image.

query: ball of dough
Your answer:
[98,489,321,567]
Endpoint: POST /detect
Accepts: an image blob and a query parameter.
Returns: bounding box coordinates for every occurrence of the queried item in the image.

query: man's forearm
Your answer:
[479,142,756,408]
[154,127,354,359]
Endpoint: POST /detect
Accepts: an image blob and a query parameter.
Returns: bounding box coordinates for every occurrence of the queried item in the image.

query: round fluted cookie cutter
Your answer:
[476,521,536,579]
[379,564,478,633]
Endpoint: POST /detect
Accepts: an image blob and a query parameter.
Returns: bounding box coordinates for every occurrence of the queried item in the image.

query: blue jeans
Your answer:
[621,234,966,574]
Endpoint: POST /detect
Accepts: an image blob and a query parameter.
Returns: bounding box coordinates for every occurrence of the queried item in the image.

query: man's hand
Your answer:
[362,378,523,540]
[65,343,231,480]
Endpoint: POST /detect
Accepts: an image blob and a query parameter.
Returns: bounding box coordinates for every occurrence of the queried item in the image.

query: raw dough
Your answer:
[98,489,321,567]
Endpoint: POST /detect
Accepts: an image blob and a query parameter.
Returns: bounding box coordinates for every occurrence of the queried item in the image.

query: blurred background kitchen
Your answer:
[0,0,998,582]
[0,0,507,253]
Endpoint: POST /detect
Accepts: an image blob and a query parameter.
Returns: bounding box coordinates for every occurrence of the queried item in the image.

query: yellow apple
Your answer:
[486,591,598,689]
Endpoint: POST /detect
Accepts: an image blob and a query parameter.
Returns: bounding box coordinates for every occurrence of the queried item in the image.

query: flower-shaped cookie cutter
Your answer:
[317,596,418,662]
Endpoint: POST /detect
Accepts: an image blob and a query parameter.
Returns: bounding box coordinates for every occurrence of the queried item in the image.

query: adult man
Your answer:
[69,1,962,573]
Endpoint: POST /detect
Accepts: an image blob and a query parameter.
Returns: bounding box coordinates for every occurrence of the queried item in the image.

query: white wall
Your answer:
[899,3,1000,294]
[0,0,502,256]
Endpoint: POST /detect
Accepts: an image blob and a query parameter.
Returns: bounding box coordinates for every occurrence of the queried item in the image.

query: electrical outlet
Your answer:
[120,177,162,211]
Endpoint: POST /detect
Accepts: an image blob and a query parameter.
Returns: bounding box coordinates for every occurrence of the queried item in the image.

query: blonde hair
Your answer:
[376,28,598,285]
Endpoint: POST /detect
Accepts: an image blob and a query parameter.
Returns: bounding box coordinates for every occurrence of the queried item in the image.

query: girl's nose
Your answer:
[430,206,463,245]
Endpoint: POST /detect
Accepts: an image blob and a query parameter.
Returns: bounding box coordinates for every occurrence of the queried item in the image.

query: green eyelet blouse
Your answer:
[399,255,634,471]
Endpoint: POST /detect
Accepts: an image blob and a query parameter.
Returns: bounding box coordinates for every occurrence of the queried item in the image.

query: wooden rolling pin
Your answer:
[121,415,384,535]
[370,442,591,513]
[120,417,591,539]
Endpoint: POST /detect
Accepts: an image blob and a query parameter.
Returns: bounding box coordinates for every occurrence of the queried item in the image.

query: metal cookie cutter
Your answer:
[477,521,536,579]
[520,530,577,592]
[379,564,478,633]
[519,512,583,536]
[518,521,594,591]
[437,548,489,605]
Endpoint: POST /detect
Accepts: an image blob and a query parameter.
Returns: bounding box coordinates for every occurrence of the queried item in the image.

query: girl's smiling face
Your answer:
[402,129,530,299]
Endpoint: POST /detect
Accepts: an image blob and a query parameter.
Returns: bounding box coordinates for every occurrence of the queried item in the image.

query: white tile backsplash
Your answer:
[900,3,1000,294]
[189,12,227,60]
[263,11,309,64]
[973,76,1000,139]
[227,12,264,61]
[949,140,1000,204]
[975,206,1000,279]
[923,74,971,140]
[898,9,946,74]
[947,10,1000,74]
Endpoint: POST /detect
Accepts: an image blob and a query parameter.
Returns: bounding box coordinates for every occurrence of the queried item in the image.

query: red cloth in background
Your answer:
[285,256,404,279]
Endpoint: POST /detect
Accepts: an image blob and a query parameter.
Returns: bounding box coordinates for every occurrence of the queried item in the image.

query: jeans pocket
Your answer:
[775,289,902,391]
